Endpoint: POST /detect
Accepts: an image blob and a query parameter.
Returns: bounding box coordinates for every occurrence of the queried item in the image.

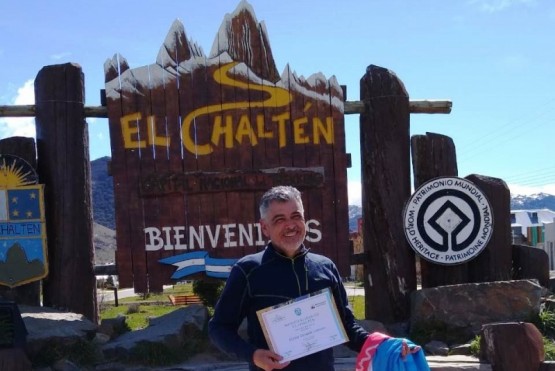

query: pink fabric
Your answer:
[355,332,391,371]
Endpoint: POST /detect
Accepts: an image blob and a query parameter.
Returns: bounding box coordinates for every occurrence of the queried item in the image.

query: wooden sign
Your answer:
[0,155,48,288]
[104,2,349,292]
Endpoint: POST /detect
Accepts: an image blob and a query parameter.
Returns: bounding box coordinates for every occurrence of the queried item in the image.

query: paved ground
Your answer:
[158,355,490,371]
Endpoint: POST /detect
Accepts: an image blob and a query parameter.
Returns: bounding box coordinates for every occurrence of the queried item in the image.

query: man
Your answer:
[208,186,418,370]
[209,185,365,370]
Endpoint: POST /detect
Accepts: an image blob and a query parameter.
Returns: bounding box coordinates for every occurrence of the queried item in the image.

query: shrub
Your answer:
[128,342,182,366]
[126,303,140,314]
[532,309,555,339]
[192,279,224,308]
[30,339,100,367]
[544,337,555,361]
[466,331,555,361]
[409,319,471,346]
[105,275,115,288]
[469,335,481,357]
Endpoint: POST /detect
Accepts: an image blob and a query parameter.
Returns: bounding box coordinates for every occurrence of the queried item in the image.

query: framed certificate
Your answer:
[256,287,348,363]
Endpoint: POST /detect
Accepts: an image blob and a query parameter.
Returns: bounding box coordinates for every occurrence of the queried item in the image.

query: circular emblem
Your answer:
[0,154,38,188]
[294,308,302,316]
[403,177,493,265]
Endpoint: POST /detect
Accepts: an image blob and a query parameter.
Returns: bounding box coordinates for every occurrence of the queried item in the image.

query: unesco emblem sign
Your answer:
[403,177,493,265]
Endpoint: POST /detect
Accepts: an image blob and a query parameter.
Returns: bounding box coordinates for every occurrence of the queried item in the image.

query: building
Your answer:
[541,220,555,270]
[511,209,555,269]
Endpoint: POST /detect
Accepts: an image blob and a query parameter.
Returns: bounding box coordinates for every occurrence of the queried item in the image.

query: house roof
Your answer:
[511,209,555,236]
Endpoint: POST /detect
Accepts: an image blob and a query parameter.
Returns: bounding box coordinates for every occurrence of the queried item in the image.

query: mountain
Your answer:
[0,243,46,286]
[510,192,555,211]
[93,222,116,265]
[91,157,115,230]
[346,194,555,233]
[91,157,116,265]
[211,0,279,83]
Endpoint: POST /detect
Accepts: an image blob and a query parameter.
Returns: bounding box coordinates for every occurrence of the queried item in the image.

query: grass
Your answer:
[100,304,178,330]
[100,282,367,331]
[99,283,196,330]
[349,295,365,319]
[100,284,555,364]
[453,310,555,361]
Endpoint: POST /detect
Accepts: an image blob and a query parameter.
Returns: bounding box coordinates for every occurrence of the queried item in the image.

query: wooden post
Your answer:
[0,137,40,305]
[465,174,512,282]
[34,63,97,322]
[411,132,468,287]
[360,65,416,323]
[113,287,119,307]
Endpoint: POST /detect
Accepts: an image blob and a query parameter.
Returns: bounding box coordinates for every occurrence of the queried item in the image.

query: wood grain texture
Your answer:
[104,8,350,290]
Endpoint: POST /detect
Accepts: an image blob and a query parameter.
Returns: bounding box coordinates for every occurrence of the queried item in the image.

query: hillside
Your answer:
[91,157,116,264]
[91,156,115,230]
[93,222,116,265]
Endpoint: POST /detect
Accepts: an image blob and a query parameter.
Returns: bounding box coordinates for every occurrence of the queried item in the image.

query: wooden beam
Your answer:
[0,105,35,117]
[94,264,118,276]
[408,99,452,114]
[350,252,370,265]
[345,99,452,114]
[0,105,106,118]
[0,99,452,118]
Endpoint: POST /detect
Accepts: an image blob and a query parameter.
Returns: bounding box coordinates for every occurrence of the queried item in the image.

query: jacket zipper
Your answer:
[291,259,302,296]
[304,262,309,292]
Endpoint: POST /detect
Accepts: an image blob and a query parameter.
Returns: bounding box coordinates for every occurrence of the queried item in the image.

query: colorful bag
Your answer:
[356,332,430,371]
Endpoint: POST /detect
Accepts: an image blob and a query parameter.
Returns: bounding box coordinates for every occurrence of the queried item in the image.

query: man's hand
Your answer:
[253,349,290,370]
[401,340,421,360]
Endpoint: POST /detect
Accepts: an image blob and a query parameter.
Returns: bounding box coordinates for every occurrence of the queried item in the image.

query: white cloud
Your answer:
[12,80,34,105]
[0,80,36,138]
[468,0,535,12]
[50,52,71,61]
[348,181,362,206]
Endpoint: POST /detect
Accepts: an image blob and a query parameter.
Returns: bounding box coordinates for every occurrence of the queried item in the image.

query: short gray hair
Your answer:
[259,186,303,219]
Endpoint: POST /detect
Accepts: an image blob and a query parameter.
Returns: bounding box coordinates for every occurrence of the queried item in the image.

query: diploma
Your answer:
[256,287,348,363]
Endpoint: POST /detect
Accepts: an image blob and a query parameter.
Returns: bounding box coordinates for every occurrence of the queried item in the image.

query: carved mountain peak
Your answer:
[156,19,204,68]
[104,1,342,106]
[210,0,280,83]
[103,53,129,83]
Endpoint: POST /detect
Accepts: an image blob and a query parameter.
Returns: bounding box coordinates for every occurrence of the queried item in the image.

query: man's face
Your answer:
[260,199,306,258]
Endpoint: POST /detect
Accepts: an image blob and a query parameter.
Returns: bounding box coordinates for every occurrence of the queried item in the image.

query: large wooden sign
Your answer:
[104,2,349,292]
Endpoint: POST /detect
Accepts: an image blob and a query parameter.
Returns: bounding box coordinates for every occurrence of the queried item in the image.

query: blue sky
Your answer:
[1,0,553,205]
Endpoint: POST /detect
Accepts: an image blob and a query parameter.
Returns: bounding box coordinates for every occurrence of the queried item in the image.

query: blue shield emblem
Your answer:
[0,185,48,287]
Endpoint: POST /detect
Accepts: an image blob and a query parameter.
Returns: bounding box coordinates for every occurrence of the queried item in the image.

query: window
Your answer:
[529,212,538,224]
[510,213,516,224]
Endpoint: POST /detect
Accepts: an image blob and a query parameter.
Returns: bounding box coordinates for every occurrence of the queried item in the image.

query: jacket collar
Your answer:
[266,242,309,259]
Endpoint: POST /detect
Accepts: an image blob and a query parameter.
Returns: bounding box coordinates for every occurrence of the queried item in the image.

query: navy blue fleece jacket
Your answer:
[208,243,368,370]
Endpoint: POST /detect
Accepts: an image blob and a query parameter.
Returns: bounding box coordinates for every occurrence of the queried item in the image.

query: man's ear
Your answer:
[260,218,270,238]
